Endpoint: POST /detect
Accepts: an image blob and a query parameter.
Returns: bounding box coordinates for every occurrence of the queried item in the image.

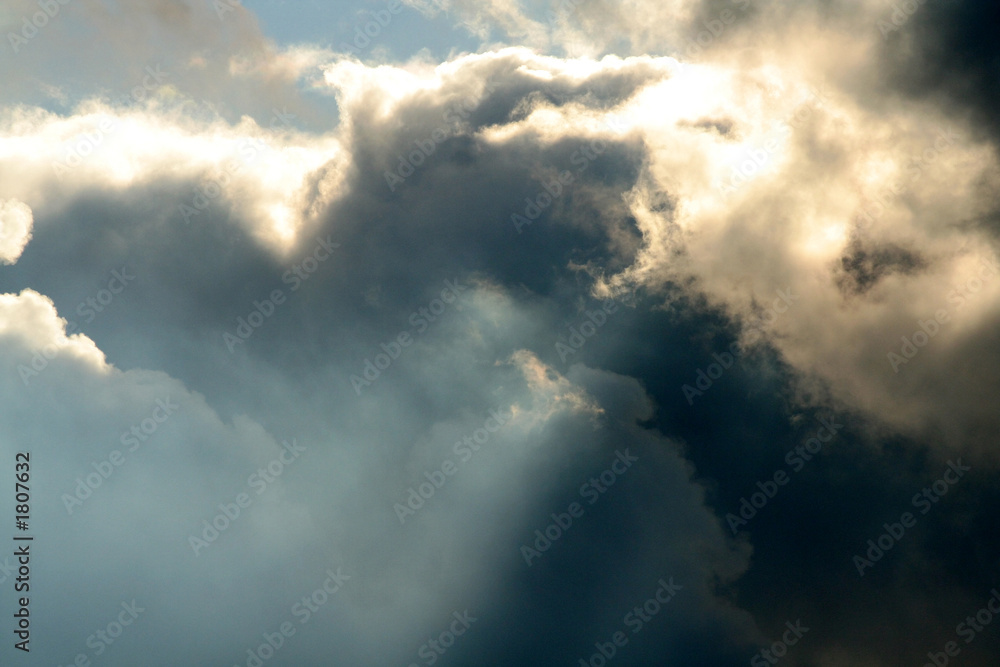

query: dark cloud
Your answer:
[836,239,927,295]
[881,0,1000,148]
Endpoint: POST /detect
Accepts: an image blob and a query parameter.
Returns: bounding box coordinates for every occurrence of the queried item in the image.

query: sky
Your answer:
[1,0,999,665]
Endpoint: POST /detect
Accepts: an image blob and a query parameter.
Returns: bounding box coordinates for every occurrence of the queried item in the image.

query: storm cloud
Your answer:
[1,1,999,666]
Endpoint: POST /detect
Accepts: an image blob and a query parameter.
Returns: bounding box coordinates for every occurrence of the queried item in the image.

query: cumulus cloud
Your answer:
[2,0,1000,665]
[0,198,32,264]
[0,283,761,664]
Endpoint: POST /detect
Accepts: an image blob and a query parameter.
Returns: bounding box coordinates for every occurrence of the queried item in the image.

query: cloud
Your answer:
[310,41,1000,452]
[0,282,761,664]
[0,289,319,663]
[2,1,1000,664]
[0,198,32,264]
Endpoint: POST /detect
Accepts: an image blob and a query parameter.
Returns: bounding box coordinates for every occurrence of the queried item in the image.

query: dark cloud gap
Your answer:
[681,117,738,137]
[444,365,760,665]
[551,283,1000,665]
[835,238,928,296]
[882,0,1000,147]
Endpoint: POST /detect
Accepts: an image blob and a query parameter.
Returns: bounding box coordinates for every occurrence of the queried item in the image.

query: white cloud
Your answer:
[0,198,32,264]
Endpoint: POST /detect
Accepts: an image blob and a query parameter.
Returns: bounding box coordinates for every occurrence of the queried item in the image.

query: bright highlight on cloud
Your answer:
[0,198,32,264]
